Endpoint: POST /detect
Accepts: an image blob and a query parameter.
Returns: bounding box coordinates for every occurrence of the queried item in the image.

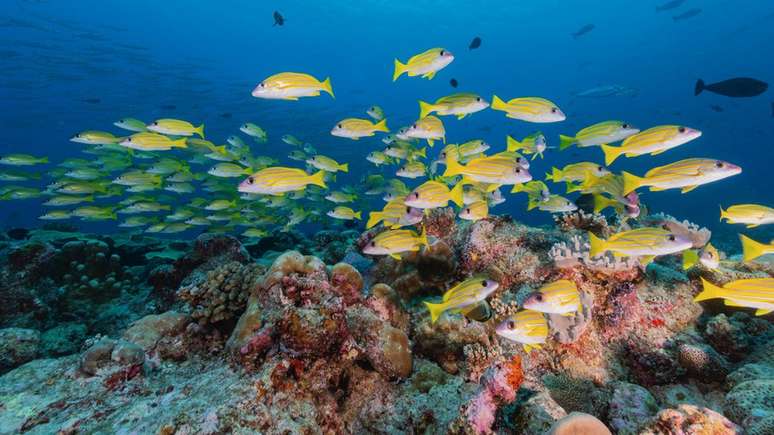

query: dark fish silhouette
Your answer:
[160,104,177,110]
[469,36,481,50]
[695,78,768,98]
[450,78,458,88]
[656,0,686,12]
[220,112,232,119]
[710,105,724,112]
[273,11,284,26]
[82,98,100,104]
[673,8,701,21]
[572,24,595,39]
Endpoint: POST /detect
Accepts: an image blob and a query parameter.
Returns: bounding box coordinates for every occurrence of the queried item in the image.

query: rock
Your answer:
[346,306,412,379]
[365,283,410,332]
[640,404,740,435]
[111,339,145,366]
[79,337,117,376]
[40,323,87,357]
[547,412,612,435]
[512,391,567,434]
[0,328,40,374]
[724,379,774,427]
[226,294,263,354]
[330,262,363,305]
[279,307,343,358]
[608,382,659,434]
[122,311,189,352]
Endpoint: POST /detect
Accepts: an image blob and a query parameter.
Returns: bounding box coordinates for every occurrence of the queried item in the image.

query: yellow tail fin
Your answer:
[418,225,429,248]
[443,153,465,177]
[559,134,576,150]
[506,135,521,152]
[418,100,435,119]
[339,163,349,173]
[588,232,606,257]
[740,234,769,262]
[354,211,361,220]
[682,250,699,270]
[416,146,427,159]
[491,95,508,111]
[173,138,188,148]
[424,301,446,324]
[592,194,616,213]
[601,144,623,166]
[374,118,389,133]
[547,167,562,183]
[694,277,725,302]
[321,77,334,98]
[719,205,727,222]
[393,59,406,82]
[449,182,464,207]
[195,124,205,139]
[308,170,327,189]
[366,211,383,229]
[622,171,645,195]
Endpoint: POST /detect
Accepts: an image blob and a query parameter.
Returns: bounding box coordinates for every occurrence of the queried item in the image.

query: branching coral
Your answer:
[549,234,641,273]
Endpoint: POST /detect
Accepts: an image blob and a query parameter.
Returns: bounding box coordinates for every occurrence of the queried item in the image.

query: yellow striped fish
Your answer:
[683,243,720,270]
[443,153,532,186]
[327,206,361,221]
[404,180,465,209]
[559,120,639,150]
[495,309,549,353]
[70,130,122,145]
[459,200,489,221]
[418,93,490,119]
[119,133,187,151]
[458,139,491,156]
[490,95,565,123]
[306,155,349,173]
[147,119,205,138]
[404,115,445,146]
[720,204,774,228]
[740,234,774,262]
[423,276,499,323]
[506,132,547,159]
[237,167,327,195]
[601,125,701,165]
[695,277,774,316]
[510,180,550,201]
[366,199,424,229]
[362,227,429,260]
[546,162,610,184]
[393,48,454,81]
[251,72,334,100]
[589,227,692,264]
[622,158,742,195]
[523,280,580,315]
[331,118,389,140]
[527,194,577,213]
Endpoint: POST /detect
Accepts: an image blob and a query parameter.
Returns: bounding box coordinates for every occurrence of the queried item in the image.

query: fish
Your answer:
[622,158,742,195]
[205,199,236,211]
[510,180,550,200]
[288,150,307,162]
[490,96,566,123]
[238,167,327,195]
[459,200,489,221]
[72,206,117,220]
[404,116,445,146]
[282,134,304,146]
[469,36,482,50]
[601,125,702,165]
[673,8,702,21]
[528,194,577,213]
[331,118,389,139]
[362,227,429,260]
[683,243,720,270]
[325,191,357,204]
[70,130,122,145]
[423,277,499,323]
[460,301,492,323]
[523,280,580,315]
[252,72,334,100]
[458,140,491,156]
[396,161,426,179]
[367,105,385,121]
[240,123,268,142]
[588,227,693,263]
[572,24,595,39]
[366,199,423,229]
[546,162,610,184]
[694,77,768,98]
[39,210,72,220]
[147,119,204,138]
[418,93,489,119]
[242,228,268,239]
[495,309,549,353]
[450,78,458,88]
[404,180,465,209]
[694,277,774,316]
[573,84,638,98]
[119,132,187,151]
[273,11,284,26]
[366,151,392,166]
[739,234,774,262]
[0,169,40,182]
[506,133,547,159]
[720,204,774,228]
[393,48,454,81]
[0,187,42,200]
[444,153,532,186]
[327,206,361,221]
[0,154,48,166]
[559,121,639,150]
[306,155,348,173]
[656,0,685,12]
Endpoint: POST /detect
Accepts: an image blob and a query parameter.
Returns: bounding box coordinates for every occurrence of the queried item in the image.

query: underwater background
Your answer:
[1,1,774,434]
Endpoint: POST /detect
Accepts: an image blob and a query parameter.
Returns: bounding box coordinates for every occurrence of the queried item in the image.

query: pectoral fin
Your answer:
[389,253,402,260]
[681,185,699,193]
[423,71,437,79]
[755,308,772,316]
[651,149,668,156]
[639,255,656,266]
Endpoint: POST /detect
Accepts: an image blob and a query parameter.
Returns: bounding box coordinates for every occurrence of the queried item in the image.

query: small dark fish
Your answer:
[220,112,232,119]
[160,104,177,110]
[710,105,724,112]
[695,78,768,98]
[575,194,595,214]
[461,300,492,323]
[81,98,100,104]
[450,78,458,88]
[273,11,284,26]
[7,228,30,240]
[572,24,595,39]
[469,36,482,50]
[673,8,702,21]
[656,0,686,12]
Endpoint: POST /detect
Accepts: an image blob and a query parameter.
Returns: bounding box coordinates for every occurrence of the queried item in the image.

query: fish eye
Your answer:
[370,241,376,247]
[337,124,342,128]
[406,207,411,213]
[247,177,254,184]
[598,166,603,171]
[678,127,686,133]
[566,200,571,205]
[480,280,487,287]
[668,234,676,241]
[476,97,481,102]
[127,137,132,141]
[413,192,419,199]
[515,168,521,173]
[707,252,714,257]
[412,124,417,129]
[507,320,515,329]
[715,161,724,168]
[622,123,629,128]
[440,50,445,56]
[467,208,472,214]
[551,108,558,113]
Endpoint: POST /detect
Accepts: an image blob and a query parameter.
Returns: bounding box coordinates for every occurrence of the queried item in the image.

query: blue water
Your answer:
[1,0,772,242]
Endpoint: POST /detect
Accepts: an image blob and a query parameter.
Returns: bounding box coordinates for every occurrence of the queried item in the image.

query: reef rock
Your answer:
[640,404,740,435]
[0,328,40,374]
[122,311,189,354]
[346,305,412,379]
[547,412,612,435]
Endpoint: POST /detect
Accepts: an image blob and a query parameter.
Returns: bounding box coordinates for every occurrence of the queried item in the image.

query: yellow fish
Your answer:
[622,158,742,195]
[251,72,333,100]
[682,243,720,270]
[306,155,348,173]
[331,118,389,140]
[237,167,327,195]
[423,276,499,323]
[720,204,774,228]
[147,119,205,138]
[366,199,424,229]
[404,180,465,209]
[362,227,429,260]
[403,116,445,146]
[459,200,489,221]
[546,162,610,184]
[444,153,532,186]
[119,133,187,151]
[695,277,774,316]
[393,48,454,81]
[601,125,702,165]
[70,130,122,145]
[523,280,580,315]
[418,93,489,119]
[589,227,693,264]
[739,234,774,262]
[495,309,549,353]
[559,121,639,150]
[490,95,565,123]
[506,132,547,160]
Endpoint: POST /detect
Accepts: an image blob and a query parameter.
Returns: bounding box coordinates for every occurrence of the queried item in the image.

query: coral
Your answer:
[413,315,490,374]
[0,328,40,374]
[554,210,610,237]
[542,373,610,417]
[549,234,642,275]
[623,339,683,386]
[704,313,756,361]
[79,336,117,376]
[547,412,612,435]
[643,213,711,249]
[122,311,190,354]
[608,381,659,434]
[40,322,87,357]
[510,390,568,434]
[677,342,731,382]
[724,379,774,428]
[547,290,593,344]
[330,262,363,306]
[346,305,413,379]
[640,404,740,435]
[279,307,344,357]
[365,283,409,332]
[464,342,505,382]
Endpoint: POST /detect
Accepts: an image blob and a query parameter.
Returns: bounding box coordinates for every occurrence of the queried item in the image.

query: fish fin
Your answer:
[173,138,188,148]
[681,185,699,193]
[526,199,537,211]
[389,253,402,260]
[354,211,361,220]
[650,149,667,156]
[506,135,521,152]
[490,95,508,112]
[418,100,435,119]
[417,147,427,158]
[639,255,656,266]
[601,144,623,166]
[694,79,705,96]
[682,250,699,270]
[622,171,645,195]
[588,232,606,258]
[427,138,434,147]
[321,77,334,98]
[755,308,772,316]
[423,301,445,323]
[422,71,436,80]
[339,163,349,173]
[694,277,724,302]
[449,182,465,207]
[373,118,389,133]
[566,182,582,194]
[723,300,746,307]
[592,194,615,213]
[392,59,406,82]
[418,225,429,248]
[510,184,524,194]
[308,170,327,189]
[740,234,768,262]
[719,205,726,222]
[282,97,299,101]
[547,167,562,183]
[649,186,667,191]
[457,114,466,120]
[443,153,464,177]
[559,135,576,150]
[484,183,500,193]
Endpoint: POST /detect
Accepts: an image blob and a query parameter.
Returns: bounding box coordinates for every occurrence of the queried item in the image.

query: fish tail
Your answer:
[354,211,362,220]
[588,232,606,257]
[449,182,465,207]
[443,153,464,177]
[622,171,645,195]
[393,59,406,82]
[374,118,389,133]
[417,147,427,159]
[592,194,615,213]
[366,211,383,229]
[601,144,623,165]
[40,157,49,163]
[559,135,576,150]
[173,138,188,148]
[719,205,726,222]
[527,198,538,211]
[694,277,724,302]
[548,167,562,183]
[511,184,524,193]
[321,77,334,98]
[694,79,705,96]
[419,225,429,248]
[506,135,521,152]
[565,182,582,193]
[196,124,205,139]
[308,170,327,189]
[740,234,767,262]
[339,163,349,173]
[418,100,435,119]
[424,300,446,324]
[490,95,508,111]
[682,250,699,270]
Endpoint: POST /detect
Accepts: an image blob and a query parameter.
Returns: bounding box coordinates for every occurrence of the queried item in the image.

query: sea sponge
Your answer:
[547,412,612,435]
